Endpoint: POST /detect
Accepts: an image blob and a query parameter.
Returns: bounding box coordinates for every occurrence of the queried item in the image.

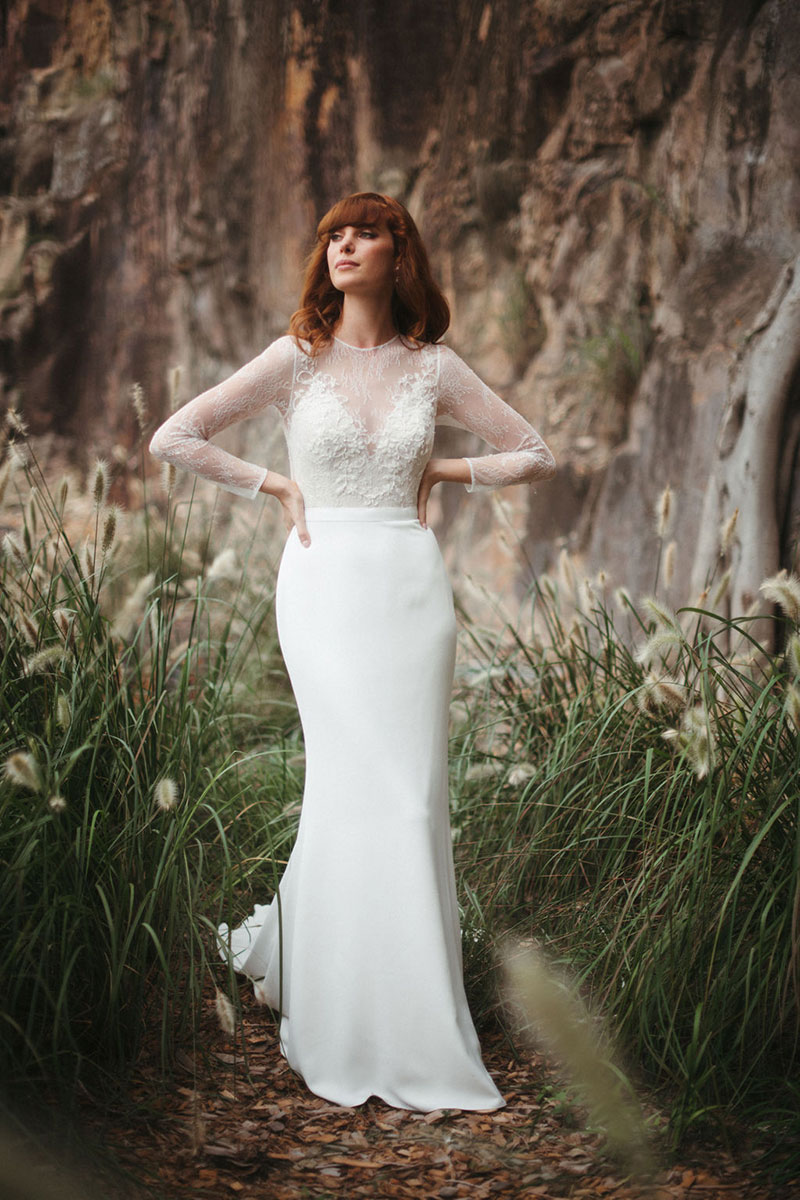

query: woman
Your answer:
[149,192,556,1112]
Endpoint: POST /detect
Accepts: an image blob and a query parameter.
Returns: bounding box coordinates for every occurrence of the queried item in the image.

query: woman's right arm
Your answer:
[148,335,296,500]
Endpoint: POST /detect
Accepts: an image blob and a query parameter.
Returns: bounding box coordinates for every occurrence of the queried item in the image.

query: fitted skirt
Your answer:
[218,506,504,1112]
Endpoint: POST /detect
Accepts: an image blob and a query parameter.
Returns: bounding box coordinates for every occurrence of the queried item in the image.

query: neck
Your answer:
[333,293,397,348]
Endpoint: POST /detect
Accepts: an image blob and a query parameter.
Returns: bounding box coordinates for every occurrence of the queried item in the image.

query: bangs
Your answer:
[316,194,394,240]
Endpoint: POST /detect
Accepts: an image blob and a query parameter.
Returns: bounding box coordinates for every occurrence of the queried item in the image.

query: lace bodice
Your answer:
[148,335,555,506]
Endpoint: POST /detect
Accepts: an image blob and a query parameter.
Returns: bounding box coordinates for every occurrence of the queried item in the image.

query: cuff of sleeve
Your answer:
[463,458,477,493]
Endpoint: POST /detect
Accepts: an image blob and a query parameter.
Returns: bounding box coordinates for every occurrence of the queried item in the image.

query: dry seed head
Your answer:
[161,461,176,494]
[636,672,687,717]
[48,794,67,814]
[111,572,156,640]
[3,751,42,792]
[92,459,110,509]
[759,569,800,625]
[634,628,684,667]
[503,941,653,1179]
[641,595,679,629]
[507,762,537,786]
[214,989,236,1036]
[719,508,739,557]
[663,540,676,588]
[465,760,504,782]
[558,548,577,593]
[786,686,800,730]
[131,382,148,433]
[83,539,96,579]
[3,531,27,570]
[786,634,800,678]
[56,694,71,730]
[0,458,14,507]
[206,547,238,582]
[8,443,28,472]
[155,777,178,812]
[168,365,182,412]
[710,569,731,613]
[14,608,39,647]
[656,484,673,537]
[101,505,119,556]
[614,586,633,612]
[24,645,70,675]
[58,475,69,509]
[6,408,28,437]
[53,607,76,642]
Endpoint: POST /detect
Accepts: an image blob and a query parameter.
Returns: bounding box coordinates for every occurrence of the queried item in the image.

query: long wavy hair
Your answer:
[288,192,450,355]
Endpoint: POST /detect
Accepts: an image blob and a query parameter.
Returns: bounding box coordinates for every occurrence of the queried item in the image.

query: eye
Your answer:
[329,232,342,242]
[359,230,377,238]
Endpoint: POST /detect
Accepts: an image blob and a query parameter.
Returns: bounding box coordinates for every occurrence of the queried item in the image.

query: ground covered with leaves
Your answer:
[73,987,795,1200]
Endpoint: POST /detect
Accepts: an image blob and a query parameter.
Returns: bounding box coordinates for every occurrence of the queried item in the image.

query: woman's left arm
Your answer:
[417,345,556,525]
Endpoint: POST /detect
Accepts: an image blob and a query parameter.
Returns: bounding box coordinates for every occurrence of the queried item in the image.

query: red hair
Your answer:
[288,193,450,355]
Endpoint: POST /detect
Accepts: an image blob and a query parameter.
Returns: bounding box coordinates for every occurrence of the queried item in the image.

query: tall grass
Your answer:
[0,425,299,1098]
[451,535,800,1143]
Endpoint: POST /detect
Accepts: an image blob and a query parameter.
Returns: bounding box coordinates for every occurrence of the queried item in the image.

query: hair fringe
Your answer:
[288,192,450,355]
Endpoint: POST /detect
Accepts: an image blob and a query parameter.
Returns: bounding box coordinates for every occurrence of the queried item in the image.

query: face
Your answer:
[326,219,397,296]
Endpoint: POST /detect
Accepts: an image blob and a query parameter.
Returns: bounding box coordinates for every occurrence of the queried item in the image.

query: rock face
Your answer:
[1,0,799,614]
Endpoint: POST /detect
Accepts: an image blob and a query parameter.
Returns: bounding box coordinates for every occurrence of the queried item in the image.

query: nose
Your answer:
[340,228,356,252]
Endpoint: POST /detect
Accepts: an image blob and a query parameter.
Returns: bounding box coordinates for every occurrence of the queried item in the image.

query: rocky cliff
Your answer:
[2,0,799,619]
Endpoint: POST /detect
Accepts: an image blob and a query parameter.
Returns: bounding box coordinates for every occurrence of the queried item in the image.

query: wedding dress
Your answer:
[149,332,555,1111]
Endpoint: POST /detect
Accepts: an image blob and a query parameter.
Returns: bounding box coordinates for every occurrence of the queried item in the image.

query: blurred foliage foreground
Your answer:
[0,416,798,1167]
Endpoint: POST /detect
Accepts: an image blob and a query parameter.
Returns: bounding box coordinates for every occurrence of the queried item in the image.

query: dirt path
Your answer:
[82,988,798,1200]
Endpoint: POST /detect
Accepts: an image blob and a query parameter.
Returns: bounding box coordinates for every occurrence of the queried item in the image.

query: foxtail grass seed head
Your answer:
[503,940,653,1179]
[14,608,39,648]
[169,365,182,412]
[3,751,42,792]
[3,531,27,570]
[634,627,684,667]
[155,777,178,812]
[24,645,70,675]
[48,793,67,814]
[614,586,633,612]
[206,547,239,582]
[711,568,731,612]
[111,572,156,640]
[101,505,119,556]
[786,634,800,678]
[83,539,96,579]
[507,762,537,786]
[92,458,110,509]
[56,694,71,730]
[656,484,672,537]
[6,407,28,437]
[786,685,800,731]
[161,461,176,494]
[719,507,739,557]
[465,760,504,782]
[760,569,800,625]
[674,704,717,779]
[131,382,148,433]
[558,547,577,594]
[0,458,14,506]
[636,672,687,717]
[641,595,679,629]
[57,475,69,511]
[53,607,76,643]
[214,989,236,1036]
[663,540,676,588]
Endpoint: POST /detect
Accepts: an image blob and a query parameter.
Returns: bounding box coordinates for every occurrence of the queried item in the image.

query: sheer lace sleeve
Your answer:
[148,335,296,499]
[435,345,556,492]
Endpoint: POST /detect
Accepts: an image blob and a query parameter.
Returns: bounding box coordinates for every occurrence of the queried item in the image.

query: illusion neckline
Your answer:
[332,334,400,352]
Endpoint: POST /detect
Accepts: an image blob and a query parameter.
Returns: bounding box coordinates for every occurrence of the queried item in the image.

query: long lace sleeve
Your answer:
[435,345,556,491]
[148,335,296,499]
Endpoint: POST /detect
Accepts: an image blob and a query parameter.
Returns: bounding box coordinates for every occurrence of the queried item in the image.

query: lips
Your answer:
[335,261,358,269]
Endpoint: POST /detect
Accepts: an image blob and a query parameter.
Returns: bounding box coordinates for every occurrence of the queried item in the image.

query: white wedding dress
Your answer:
[149,333,555,1111]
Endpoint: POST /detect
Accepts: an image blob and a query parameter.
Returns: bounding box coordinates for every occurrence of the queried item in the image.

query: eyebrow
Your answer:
[330,222,378,233]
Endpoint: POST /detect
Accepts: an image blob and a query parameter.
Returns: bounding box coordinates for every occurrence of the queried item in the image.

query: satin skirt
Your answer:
[217,506,504,1112]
